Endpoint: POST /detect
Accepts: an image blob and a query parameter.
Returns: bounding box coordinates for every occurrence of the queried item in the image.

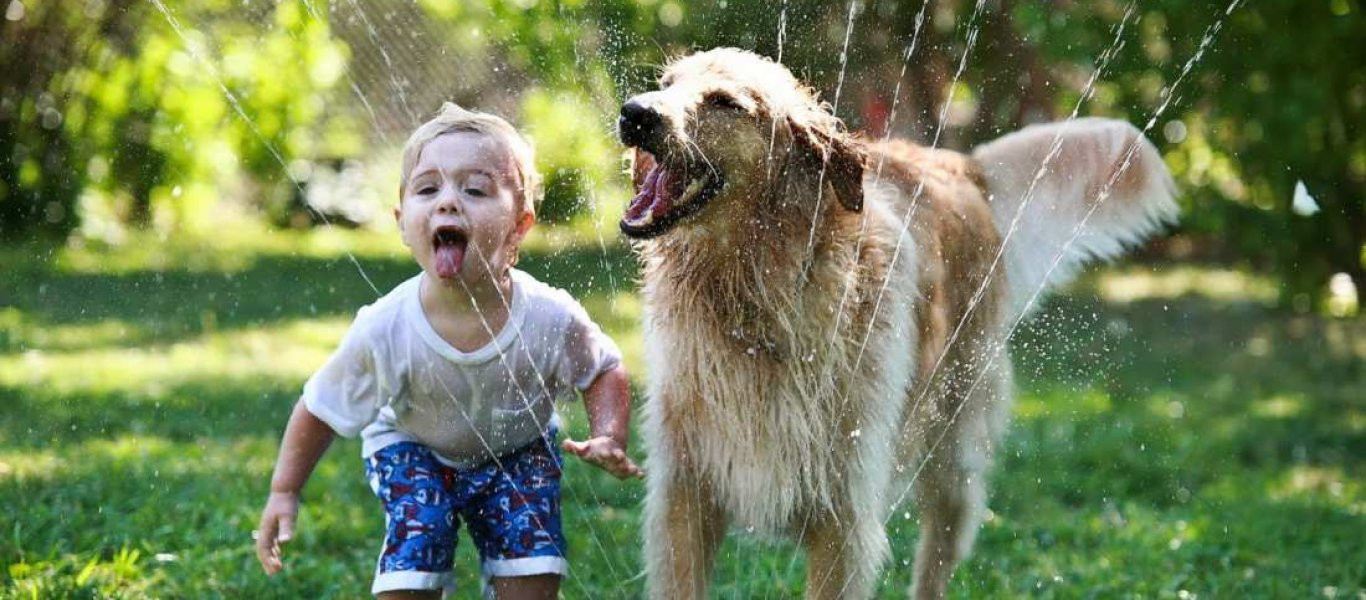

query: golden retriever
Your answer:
[616,48,1177,599]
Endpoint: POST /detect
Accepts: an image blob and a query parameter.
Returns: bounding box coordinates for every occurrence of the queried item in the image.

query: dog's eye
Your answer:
[706,93,745,111]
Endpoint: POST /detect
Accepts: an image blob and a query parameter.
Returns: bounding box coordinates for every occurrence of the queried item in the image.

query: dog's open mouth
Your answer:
[620,151,725,239]
[431,225,468,279]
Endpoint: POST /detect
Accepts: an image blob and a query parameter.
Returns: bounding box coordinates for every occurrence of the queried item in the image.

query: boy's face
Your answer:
[396,131,533,286]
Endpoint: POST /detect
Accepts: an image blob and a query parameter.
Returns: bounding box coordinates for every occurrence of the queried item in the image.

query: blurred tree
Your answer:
[3,0,1361,307]
[0,0,356,238]
[1018,0,1365,306]
[0,0,144,240]
[551,0,1366,306]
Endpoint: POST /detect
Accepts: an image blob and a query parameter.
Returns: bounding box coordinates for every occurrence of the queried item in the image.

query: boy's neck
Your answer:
[417,271,513,326]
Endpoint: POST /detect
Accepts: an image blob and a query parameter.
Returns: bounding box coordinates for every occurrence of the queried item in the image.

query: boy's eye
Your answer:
[464,188,488,198]
[416,185,438,195]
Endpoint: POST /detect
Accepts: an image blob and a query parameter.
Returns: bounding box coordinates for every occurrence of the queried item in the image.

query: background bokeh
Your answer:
[2,0,1362,597]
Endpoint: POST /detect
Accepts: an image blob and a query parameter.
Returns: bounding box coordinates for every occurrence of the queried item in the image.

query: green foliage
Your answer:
[1019,0,1366,306]
[522,89,624,223]
[3,0,1362,296]
[0,0,106,241]
[1,0,355,239]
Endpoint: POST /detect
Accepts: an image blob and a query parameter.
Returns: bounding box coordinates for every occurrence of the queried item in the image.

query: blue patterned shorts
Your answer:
[363,434,567,594]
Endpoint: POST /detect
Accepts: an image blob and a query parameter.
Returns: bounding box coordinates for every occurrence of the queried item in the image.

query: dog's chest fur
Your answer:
[638,191,918,532]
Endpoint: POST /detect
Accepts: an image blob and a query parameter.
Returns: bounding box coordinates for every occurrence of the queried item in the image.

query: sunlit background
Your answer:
[2,0,1362,597]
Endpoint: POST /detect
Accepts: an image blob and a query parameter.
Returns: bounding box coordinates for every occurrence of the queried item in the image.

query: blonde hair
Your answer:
[399,102,541,215]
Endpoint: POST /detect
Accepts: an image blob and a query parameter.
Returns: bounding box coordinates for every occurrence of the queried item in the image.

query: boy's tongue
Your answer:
[433,240,465,279]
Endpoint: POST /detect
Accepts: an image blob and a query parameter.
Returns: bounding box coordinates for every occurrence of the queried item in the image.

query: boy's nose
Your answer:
[435,189,460,213]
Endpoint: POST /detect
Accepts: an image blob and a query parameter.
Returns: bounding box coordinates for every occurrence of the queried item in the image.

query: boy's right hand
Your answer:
[254,491,299,575]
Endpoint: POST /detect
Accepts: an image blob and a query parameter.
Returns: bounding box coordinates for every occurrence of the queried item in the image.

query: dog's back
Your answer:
[863,140,1009,395]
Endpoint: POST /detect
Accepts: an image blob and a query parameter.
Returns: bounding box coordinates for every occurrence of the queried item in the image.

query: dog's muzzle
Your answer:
[618,99,665,154]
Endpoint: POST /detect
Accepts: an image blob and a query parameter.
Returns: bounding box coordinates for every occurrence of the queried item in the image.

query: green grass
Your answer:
[1,226,1362,598]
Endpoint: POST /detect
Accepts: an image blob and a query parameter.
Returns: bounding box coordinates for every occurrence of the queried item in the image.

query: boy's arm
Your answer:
[561,364,644,479]
[255,398,336,575]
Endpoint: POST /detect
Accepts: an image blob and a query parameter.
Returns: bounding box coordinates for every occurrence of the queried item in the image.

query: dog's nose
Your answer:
[619,99,663,149]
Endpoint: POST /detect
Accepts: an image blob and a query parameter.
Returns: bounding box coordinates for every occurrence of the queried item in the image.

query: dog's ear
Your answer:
[826,135,865,212]
[788,115,866,212]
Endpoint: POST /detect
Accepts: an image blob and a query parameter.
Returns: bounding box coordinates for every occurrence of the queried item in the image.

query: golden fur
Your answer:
[622,48,1177,599]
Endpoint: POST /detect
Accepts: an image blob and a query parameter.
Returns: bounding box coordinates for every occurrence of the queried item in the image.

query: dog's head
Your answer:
[617,48,865,239]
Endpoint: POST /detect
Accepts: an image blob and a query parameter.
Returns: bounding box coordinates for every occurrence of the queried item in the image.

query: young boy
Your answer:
[254,103,642,599]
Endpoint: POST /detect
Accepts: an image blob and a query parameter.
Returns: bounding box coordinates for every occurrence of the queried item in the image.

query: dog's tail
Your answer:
[971,117,1179,321]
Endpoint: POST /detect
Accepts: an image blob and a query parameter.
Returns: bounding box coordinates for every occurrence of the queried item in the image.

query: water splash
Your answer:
[464,245,632,584]
[828,0,930,348]
[300,0,393,144]
[764,0,790,180]
[886,0,1248,526]
[842,0,991,380]
[902,0,1139,432]
[344,0,419,125]
[148,0,380,297]
[802,0,860,263]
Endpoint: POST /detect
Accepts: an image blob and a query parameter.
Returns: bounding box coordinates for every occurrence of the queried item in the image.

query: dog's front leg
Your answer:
[643,464,727,600]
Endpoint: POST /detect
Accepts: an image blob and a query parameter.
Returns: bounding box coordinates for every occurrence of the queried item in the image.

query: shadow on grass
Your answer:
[0,245,638,352]
[0,379,299,450]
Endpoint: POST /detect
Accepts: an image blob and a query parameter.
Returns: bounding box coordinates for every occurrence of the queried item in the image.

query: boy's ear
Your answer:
[508,210,535,245]
[516,210,535,237]
[393,206,403,230]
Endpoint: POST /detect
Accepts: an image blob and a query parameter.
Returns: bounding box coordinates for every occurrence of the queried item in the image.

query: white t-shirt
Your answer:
[301,269,622,467]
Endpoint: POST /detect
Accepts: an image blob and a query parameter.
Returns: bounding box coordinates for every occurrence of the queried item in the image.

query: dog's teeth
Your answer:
[683,178,705,198]
[627,213,654,228]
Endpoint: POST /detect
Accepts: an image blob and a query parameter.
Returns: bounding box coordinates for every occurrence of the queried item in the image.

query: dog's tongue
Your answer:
[433,240,465,279]
[628,159,693,225]
[624,164,677,223]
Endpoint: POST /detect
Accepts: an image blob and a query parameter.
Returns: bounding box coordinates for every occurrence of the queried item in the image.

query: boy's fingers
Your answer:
[278,514,295,543]
[605,453,642,479]
[255,519,278,573]
[264,550,282,575]
[560,439,586,455]
[257,518,277,549]
[254,538,269,571]
[563,438,645,479]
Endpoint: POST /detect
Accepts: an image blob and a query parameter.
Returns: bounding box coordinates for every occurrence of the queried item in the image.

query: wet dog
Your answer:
[618,48,1177,599]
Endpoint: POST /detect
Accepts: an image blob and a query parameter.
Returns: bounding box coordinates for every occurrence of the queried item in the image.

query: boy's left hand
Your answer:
[562,436,644,479]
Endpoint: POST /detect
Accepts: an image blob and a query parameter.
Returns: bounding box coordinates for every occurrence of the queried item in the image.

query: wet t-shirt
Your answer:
[301,269,621,467]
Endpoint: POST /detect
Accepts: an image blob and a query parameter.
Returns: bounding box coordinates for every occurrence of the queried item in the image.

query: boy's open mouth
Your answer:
[431,226,468,279]
[620,150,725,239]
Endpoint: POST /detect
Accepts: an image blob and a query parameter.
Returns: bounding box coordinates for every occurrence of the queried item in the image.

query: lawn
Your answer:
[1,225,1362,599]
